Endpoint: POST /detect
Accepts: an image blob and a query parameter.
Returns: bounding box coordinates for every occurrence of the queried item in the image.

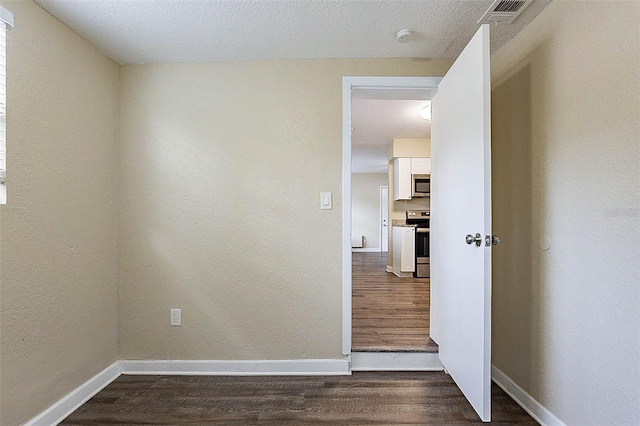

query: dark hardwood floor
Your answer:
[352,252,437,352]
[61,372,536,425]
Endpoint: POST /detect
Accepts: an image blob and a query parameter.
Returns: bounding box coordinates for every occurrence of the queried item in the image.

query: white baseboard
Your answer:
[386,265,393,273]
[351,352,443,371]
[119,359,351,376]
[24,358,349,425]
[24,362,121,426]
[351,248,381,252]
[492,365,565,426]
[392,270,414,278]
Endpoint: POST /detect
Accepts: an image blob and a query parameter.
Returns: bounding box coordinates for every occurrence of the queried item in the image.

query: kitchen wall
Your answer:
[118,59,452,360]
[491,1,639,425]
[351,173,388,249]
[0,1,119,425]
[389,137,431,158]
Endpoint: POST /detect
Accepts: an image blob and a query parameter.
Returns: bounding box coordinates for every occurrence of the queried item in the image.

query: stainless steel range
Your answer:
[406,210,430,278]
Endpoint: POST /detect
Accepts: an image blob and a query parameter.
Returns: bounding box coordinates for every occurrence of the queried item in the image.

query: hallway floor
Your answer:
[352,252,437,352]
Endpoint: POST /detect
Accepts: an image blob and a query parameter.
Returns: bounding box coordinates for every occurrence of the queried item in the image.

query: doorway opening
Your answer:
[342,77,442,369]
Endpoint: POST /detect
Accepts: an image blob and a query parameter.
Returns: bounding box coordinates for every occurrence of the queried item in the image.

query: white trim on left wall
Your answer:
[24,362,120,426]
[119,359,350,376]
[23,358,351,425]
[341,77,353,355]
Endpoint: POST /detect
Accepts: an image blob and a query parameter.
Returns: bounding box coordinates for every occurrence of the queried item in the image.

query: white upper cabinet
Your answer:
[393,158,412,200]
[411,157,431,175]
[394,157,431,201]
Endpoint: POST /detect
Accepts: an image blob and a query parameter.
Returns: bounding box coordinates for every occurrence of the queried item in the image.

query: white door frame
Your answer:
[342,76,442,355]
[380,186,389,252]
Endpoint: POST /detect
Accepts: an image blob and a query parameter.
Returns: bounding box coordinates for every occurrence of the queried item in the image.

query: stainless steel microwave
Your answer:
[412,174,431,197]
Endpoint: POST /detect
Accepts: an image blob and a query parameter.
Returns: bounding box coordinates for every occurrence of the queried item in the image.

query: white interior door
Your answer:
[380,186,389,252]
[430,25,492,422]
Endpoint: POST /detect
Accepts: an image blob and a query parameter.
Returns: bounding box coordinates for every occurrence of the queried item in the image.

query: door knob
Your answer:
[491,235,500,246]
[465,233,482,247]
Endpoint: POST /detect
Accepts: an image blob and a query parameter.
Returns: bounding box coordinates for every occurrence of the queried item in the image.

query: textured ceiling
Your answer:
[352,99,430,174]
[32,0,551,175]
[35,0,551,64]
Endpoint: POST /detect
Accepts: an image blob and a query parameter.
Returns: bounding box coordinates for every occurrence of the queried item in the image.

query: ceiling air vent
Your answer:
[478,0,533,24]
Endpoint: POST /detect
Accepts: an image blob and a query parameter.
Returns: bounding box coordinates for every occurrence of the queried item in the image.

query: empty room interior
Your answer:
[0,1,638,425]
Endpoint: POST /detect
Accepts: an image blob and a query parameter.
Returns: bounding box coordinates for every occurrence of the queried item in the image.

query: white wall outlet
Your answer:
[170,309,181,326]
[320,192,332,210]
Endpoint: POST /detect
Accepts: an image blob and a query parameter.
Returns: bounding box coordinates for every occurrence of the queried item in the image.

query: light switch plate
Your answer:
[320,192,332,210]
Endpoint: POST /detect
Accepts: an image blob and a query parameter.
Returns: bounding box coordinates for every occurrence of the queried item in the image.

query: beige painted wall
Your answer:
[118,59,451,360]
[491,1,639,424]
[351,173,387,249]
[0,1,119,424]
[390,137,431,158]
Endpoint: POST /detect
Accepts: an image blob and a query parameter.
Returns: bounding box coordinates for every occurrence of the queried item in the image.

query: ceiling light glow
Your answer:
[420,103,432,120]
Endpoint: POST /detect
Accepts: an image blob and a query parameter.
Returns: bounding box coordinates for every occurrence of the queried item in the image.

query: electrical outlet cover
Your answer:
[170,308,181,326]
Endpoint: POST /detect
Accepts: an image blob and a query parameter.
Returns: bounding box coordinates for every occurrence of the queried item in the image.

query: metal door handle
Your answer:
[465,233,482,247]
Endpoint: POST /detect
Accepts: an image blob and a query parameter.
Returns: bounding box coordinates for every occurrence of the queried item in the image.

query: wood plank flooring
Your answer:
[352,252,437,352]
[61,372,536,425]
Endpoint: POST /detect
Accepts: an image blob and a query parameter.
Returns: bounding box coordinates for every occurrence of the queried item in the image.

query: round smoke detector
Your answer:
[396,29,413,43]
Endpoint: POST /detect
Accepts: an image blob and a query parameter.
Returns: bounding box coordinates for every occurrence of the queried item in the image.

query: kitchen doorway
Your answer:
[344,77,441,369]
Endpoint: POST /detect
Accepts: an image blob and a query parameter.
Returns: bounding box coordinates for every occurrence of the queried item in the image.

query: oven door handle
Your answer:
[416,228,430,233]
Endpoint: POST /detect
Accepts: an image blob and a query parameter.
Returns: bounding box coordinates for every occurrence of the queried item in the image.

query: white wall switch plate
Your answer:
[170,309,181,326]
[320,192,332,210]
